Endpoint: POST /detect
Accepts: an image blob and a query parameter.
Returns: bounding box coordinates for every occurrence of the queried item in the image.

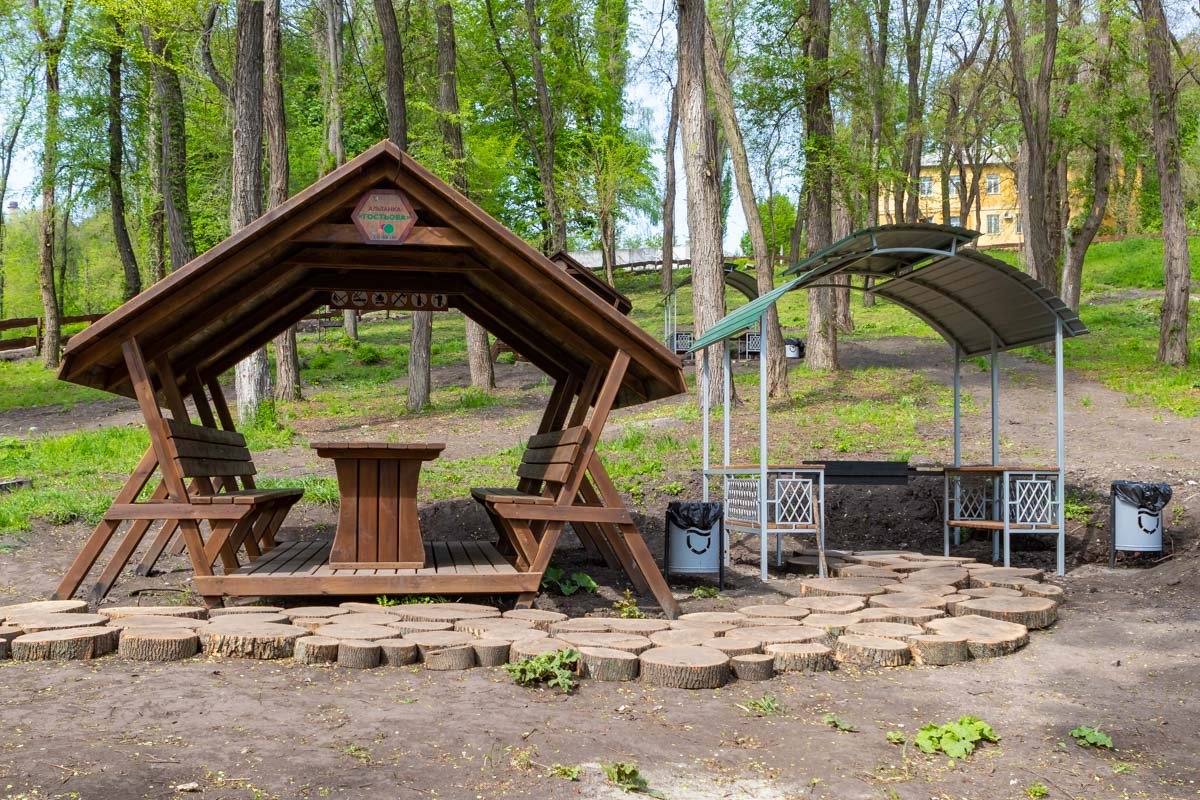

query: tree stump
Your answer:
[379,639,419,666]
[798,578,895,598]
[109,616,207,632]
[281,606,349,620]
[337,640,381,669]
[0,600,88,621]
[207,605,284,617]
[510,637,574,661]
[784,596,865,614]
[950,597,1057,629]
[701,638,762,657]
[677,611,746,625]
[735,617,802,628]
[404,630,477,660]
[670,620,736,636]
[578,646,640,681]
[727,626,833,648]
[968,567,1043,588]
[766,642,834,672]
[294,636,340,664]
[117,629,199,661]
[837,565,903,580]
[785,554,845,574]
[846,622,925,642]
[834,634,911,667]
[12,627,118,661]
[0,625,21,646]
[290,618,336,633]
[501,609,568,630]
[100,606,208,620]
[868,592,949,610]
[854,608,944,626]
[737,604,810,622]
[314,623,402,641]
[549,618,613,635]
[602,618,672,635]
[559,632,653,654]
[730,653,775,681]
[908,634,970,665]
[472,639,511,667]
[338,602,399,615]
[639,646,729,689]
[199,622,305,659]
[648,628,714,647]
[337,612,402,627]
[206,612,291,626]
[888,582,957,596]
[958,586,1024,599]
[385,620,454,636]
[800,613,863,636]
[12,613,111,634]
[903,567,969,588]
[454,618,536,637]
[1022,583,1065,603]
[390,603,500,623]
[424,644,476,670]
[924,615,1029,657]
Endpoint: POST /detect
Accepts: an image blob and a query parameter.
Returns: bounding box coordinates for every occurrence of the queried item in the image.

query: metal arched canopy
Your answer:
[690,223,1088,357]
[663,263,760,304]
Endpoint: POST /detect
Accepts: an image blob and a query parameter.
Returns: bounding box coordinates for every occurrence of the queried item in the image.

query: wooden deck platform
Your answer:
[193,539,542,597]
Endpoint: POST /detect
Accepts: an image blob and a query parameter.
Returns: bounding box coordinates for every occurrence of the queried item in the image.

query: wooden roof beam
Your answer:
[293,224,472,248]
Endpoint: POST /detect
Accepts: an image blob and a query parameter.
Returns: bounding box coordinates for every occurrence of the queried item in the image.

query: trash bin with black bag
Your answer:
[1109,480,1173,566]
[664,501,724,589]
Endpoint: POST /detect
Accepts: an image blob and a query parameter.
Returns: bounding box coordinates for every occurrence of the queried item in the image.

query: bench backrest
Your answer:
[516,425,589,499]
[161,419,257,482]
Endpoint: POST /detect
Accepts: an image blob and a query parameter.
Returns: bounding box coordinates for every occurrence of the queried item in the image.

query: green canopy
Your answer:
[687,276,802,353]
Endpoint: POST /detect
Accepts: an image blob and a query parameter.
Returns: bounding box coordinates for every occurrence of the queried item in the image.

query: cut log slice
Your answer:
[730,653,774,681]
[951,596,1057,629]
[958,586,1024,599]
[1023,583,1065,603]
[833,634,912,668]
[472,639,512,667]
[337,612,403,627]
[971,576,1035,591]
[108,616,207,631]
[424,644,477,670]
[784,596,866,614]
[869,592,949,610]
[294,636,340,664]
[888,559,962,573]
[13,613,111,634]
[390,603,500,623]
[677,611,746,625]
[940,594,976,614]
[670,620,736,635]
[205,612,290,626]
[313,623,402,642]
[0,600,88,621]
[578,646,640,681]
[509,637,576,661]
[337,640,381,669]
[639,646,730,689]
[338,602,401,615]
[924,615,1029,658]
[207,605,284,617]
[501,609,568,630]
[801,613,864,636]
[851,555,912,569]
[885,583,957,596]
[908,634,969,665]
[468,627,548,644]
[99,605,207,620]
[969,566,1044,583]
[602,618,672,635]
[854,607,944,626]
[0,626,22,654]
[737,604,810,622]
[385,620,454,636]
[454,617,536,637]
[648,628,715,647]
[559,632,654,654]
[199,622,306,659]
[903,567,969,588]
[403,630,476,658]
[118,629,199,661]
[845,622,925,642]
[549,618,613,635]
[798,578,895,598]
[12,627,118,661]
[379,639,419,666]
[281,606,348,620]
[726,626,832,648]
[701,638,762,657]
[735,617,804,628]
[290,617,337,633]
[766,642,834,672]
[785,555,845,575]
[837,565,903,580]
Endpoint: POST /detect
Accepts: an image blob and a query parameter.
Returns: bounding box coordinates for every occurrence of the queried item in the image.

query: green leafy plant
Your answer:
[503,648,580,693]
[375,595,399,607]
[1025,782,1048,798]
[612,589,646,618]
[737,694,782,716]
[540,567,598,596]
[822,713,857,732]
[886,731,907,745]
[691,585,720,600]
[399,595,448,605]
[602,762,661,796]
[548,764,580,781]
[1112,762,1135,775]
[1069,725,1114,749]
[914,716,999,759]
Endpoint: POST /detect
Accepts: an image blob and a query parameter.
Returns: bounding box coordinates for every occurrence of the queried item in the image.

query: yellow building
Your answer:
[907,161,1023,247]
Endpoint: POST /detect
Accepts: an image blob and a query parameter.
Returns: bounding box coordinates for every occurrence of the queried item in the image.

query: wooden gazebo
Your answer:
[52,140,686,616]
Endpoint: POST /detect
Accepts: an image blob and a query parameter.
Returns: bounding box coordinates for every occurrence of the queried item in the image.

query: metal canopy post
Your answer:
[759,310,769,582]
[952,344,962,547]
[701,348,710,502]
[1055,318,1066,575]
[723,340,732,567]
[990,334,1000,562]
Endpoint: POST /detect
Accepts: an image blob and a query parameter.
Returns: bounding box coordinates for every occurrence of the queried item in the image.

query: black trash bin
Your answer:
[663,501,724,588]
[1110,481,1173,565]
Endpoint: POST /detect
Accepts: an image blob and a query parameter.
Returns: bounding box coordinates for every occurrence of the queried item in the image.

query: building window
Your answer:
[985,173,1000,195]
[1015,215,1023,234]
[949,215,961,227]
[986,214,1001,235]
[920,176,933,196]
[948,176,961,197]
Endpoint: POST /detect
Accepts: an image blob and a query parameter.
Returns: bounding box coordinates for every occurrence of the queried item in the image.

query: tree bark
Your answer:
[144,30,196,271]
[230,0,271,423]
[703,18,787,397]
[1143,0,1191,366]
[900,0,931,222]
[804,0,836,370]
[661,80,679,295]
[523,0,565,252]
[374,0,408,147]
[833,201,853,332]
[107,19,139,301]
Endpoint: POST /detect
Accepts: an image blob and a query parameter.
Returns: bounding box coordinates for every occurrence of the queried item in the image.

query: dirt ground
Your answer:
[1,335,1198,799]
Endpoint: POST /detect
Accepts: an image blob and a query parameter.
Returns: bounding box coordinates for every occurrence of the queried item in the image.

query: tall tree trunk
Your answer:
[804,0,836,370]
[660,81,679,295]
[374,0,407,147]
[107,19,140,301]
[900,0,931,222]
[833,200,853,332]
[144,30,196,270]
[677,0,723,406]
[523,0,565,252]
[703,18,786,396]
[57,180,71,317]
[436,0,493,391]
[1143,0,1191,366]
[264,0,300,401]
[317,0,355,340]
[231,0,271,423]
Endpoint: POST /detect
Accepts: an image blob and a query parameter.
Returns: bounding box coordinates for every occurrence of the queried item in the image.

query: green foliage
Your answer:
[601,762,660,796]
[914,716,999,759]
[540,567,597,596]
[822,713,858,733]
[1063,492,1095,522]
[503,648,580,693]
[886,731,907,745]
[398,595,449,605]
[1112,762,1135,775]
[1026,782,1049,798]
[690,586,720,600]
[737,694,782,716]
[1069,725,1114,749]
[612,589,645,618]
[739,194,797,259]
[375,595,400,607]
[548,764,580,781]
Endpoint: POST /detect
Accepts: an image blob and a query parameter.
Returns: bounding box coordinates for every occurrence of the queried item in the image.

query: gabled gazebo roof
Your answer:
[58,141,685,408]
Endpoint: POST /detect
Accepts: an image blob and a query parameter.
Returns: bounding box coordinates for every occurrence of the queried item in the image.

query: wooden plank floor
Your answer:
[229,539,519,577]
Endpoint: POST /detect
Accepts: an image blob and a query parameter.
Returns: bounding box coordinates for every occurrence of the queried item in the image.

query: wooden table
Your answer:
[313,442,446,569]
